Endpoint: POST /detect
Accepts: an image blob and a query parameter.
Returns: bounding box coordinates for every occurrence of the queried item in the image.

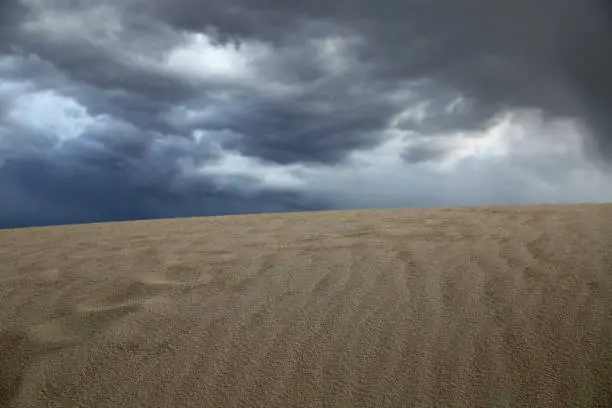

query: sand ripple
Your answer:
[1,204,611,407]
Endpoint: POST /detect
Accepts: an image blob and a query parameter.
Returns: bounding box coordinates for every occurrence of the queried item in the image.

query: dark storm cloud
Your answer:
[0,157,324,229]
[149,0,612,159]
[0,125,326,229]
[0,3,331,228]
[216,83,398,164]
[12,31,197,134]
[10,8,399,165]
[2,0,611,228]
[9,0,612,159]
[0,0,26,52]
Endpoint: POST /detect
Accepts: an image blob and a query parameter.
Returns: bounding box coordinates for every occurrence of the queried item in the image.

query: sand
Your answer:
[1,204,611,407]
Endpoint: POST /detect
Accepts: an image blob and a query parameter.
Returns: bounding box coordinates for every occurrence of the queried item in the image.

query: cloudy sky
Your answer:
[1,0,611,228]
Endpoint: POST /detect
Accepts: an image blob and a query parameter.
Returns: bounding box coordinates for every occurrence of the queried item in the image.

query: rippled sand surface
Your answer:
[1,204,611,407]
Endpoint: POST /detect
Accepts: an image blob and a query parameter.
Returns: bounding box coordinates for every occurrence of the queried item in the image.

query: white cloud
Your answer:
[195,152,306,190]
[164,33,270,82]
[6,89,102,142]
[297,109,612,208]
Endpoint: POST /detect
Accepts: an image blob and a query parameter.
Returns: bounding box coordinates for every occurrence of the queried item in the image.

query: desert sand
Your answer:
[1,204,611,407]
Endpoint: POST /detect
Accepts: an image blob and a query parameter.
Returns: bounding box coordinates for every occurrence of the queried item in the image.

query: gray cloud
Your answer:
[402,144,449,165]
[148,0,612,158]
[219,91,397,164]
[8,3,402,164]
[1,0,611,228]
[0,126,326,229]
[0,0,26,53]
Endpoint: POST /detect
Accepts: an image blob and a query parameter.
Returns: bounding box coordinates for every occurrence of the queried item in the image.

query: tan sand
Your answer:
[1,204,611,407]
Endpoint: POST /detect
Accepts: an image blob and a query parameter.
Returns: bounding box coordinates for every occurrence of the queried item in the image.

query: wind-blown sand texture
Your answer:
[1,204,611,407]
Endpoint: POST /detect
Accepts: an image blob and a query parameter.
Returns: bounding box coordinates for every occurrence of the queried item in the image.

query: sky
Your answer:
[1,0,612,228]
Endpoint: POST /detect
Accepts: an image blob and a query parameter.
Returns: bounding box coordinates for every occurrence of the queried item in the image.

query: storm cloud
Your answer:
[150,0,612,155]
[0,0,611,228]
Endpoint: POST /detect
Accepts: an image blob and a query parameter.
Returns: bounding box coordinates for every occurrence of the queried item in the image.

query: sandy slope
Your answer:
[1,204,611,407]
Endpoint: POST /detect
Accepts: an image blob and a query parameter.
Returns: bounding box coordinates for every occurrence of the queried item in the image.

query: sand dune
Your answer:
[1,204,611,407]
